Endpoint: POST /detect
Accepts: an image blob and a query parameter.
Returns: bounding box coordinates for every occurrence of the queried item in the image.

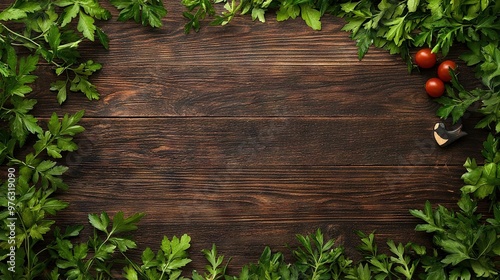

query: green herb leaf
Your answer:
[77,11,96,41]
[300,4,321,31]
[60,3,80,27]
[111,211,145,234]
[0,7,27,21]
[88,212,110,233]
[407,0,420,12]
[110,0,167,28]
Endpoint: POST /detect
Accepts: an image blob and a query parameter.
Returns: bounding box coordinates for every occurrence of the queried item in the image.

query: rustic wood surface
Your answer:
[10,1,490,275]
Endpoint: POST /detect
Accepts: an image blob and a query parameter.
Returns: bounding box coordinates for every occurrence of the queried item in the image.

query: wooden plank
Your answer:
[31,51,482,119]
[58,165,466,223]
[29,3,482,118]
[32,63,446,118]
[54,117,485,168]
[52,163,474,271]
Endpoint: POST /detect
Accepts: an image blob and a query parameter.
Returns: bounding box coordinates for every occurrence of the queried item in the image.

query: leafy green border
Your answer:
[0,0,499,279]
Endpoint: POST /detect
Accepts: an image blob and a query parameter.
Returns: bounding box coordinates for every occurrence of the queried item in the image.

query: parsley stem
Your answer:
[121,252,148,278]
[15,207,32,279]
[159,268,166,280]
[0,23,41,48]
[0,23,69,72]
[84,230,114,275]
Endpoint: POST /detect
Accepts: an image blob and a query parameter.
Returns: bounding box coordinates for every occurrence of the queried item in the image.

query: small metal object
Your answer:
[433,122,467,147]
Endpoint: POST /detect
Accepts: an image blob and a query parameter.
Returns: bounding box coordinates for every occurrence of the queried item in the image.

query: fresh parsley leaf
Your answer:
[0,7,28,21]
[300,4,321,31]
[192,244,228,280]
[479,43,500,90]
[95,27,109,50]
[50,80,68,104]
[110,0,168,28]
[77,11,96,41]
[60,2,80,27]
[276,1,300,21]
[251,7,266,22]
[89,212,110,233]
[407,0,420,13]
[182,0,216,33]
[110,211,144,234]
[434,71,481,124]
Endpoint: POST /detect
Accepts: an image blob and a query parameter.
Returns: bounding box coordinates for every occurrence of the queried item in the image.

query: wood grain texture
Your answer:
[30,5,482,118]
[56,164,466,235]
[52,117,485,167]
[4,0,492,274]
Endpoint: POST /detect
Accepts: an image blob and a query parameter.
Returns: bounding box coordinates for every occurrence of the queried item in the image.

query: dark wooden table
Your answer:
[28,1,486,274]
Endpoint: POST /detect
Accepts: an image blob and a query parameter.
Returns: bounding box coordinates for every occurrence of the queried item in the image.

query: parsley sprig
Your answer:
[0,1,166,279]
[110,0,167,28]
[410,195,500,279]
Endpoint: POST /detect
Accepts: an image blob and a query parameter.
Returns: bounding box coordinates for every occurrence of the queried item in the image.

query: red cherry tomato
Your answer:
[425,78,445,97]
[437,60,457,82]
[415,48,437,69]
